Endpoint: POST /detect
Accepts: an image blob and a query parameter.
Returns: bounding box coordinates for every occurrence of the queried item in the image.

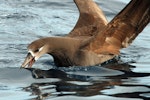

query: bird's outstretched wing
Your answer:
[82,0,150,55]
[68,0,108,37]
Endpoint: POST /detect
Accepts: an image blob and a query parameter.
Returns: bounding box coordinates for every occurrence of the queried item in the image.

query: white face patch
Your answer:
[39,46,44,52]
[34,46,44,61]
[28,50,35,57]
[35,56,38,61]
[28,46,44,60]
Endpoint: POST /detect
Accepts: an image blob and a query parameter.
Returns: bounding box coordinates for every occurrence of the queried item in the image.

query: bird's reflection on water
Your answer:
[23,60,150,100]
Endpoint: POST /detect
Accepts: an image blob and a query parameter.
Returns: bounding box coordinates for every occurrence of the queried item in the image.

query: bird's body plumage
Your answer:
[21,0,150,68]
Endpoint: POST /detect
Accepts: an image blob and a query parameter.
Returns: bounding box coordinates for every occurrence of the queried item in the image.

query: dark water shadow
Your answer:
[22,61,150,100]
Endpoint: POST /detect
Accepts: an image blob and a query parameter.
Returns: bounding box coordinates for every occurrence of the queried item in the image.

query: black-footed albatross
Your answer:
[21,0,150,68]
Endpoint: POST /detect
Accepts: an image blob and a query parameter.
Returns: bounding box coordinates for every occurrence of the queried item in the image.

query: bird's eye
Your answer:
[34,47,44,53]
[34,49,39,53]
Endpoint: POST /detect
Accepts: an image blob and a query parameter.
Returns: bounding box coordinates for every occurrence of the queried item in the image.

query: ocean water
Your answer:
[0,0,150,100]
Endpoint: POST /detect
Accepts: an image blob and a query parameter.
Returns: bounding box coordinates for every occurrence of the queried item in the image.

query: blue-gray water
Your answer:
[0,0,150,100]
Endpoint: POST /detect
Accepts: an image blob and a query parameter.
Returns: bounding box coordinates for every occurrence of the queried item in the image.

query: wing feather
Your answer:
[68,0,108,37]
[83,0,150,55]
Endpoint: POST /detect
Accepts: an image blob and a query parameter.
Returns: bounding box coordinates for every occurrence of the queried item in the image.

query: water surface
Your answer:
[0,0,150,100]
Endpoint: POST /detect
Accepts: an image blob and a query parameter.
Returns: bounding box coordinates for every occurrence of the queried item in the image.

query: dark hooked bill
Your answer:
[21,53,35,68]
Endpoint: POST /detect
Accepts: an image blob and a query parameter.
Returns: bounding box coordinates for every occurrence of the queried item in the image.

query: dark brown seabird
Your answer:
[21,0,150,68]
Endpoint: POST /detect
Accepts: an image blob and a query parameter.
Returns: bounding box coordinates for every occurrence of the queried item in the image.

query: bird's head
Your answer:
[21,38,49,68]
